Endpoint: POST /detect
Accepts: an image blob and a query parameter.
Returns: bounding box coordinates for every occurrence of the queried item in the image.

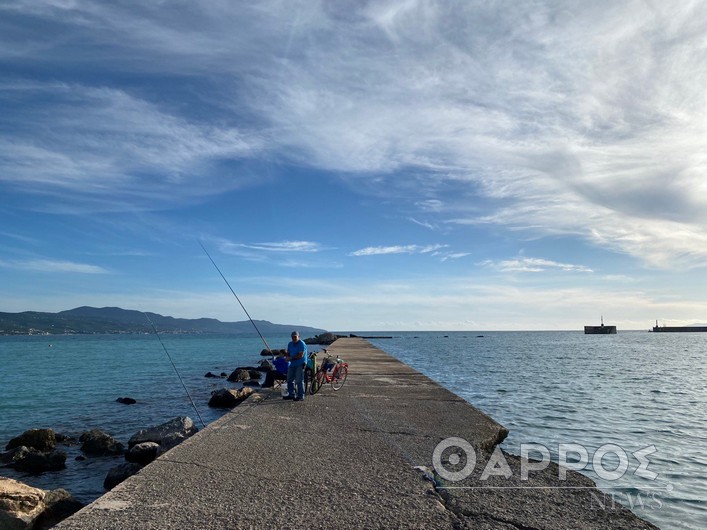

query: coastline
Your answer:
[53,338,656,529]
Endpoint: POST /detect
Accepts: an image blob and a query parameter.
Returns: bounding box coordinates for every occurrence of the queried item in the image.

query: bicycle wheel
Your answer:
[310,370,325,395]
[331,365,348,391]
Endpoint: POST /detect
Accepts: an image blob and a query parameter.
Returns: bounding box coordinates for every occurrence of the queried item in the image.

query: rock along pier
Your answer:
[55,338,657,529]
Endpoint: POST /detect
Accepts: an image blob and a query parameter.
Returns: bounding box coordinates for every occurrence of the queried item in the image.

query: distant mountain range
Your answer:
[0,306,327,336]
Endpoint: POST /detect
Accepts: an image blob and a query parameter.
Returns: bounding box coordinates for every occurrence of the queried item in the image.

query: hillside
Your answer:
[0,306,326,336]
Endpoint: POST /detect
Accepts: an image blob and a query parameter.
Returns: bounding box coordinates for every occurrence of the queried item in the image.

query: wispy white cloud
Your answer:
[414,200,444,213]
[484,257,593,273]
[601,274,636,282]
[2,1,707,271]
[240,241,323,253]
[439,252,470,262]
[0,258,109,274]
[280,259,343,269]
[0,82,262,211]
[241,1,707,270]
[220,240,324,254]
[0,231,39,245]
[215,239,326,264]
[408,217,436,230]
[350,244,446,256]
[150,276,693,331]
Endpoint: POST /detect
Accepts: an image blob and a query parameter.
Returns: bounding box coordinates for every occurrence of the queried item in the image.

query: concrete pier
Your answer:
[55,338,657,529]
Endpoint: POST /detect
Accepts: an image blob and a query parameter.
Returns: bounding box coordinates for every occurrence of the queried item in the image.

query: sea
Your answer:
[1,331,705,530]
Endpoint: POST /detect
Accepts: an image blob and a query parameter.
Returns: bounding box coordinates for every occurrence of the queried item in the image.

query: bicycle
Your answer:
[310,354,348,394]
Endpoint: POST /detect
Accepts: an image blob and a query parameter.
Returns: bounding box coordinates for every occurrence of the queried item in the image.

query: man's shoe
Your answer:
[282,395,294,400]
[294,397,303,401]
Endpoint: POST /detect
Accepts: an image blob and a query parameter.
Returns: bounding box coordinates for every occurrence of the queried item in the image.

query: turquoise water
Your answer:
[1,332,705,529]
[369,331,707,530]
[0,333,295,503]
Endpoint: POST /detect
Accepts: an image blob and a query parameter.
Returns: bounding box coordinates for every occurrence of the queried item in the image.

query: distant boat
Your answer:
[652,320,707,332]
[584,316,617,334]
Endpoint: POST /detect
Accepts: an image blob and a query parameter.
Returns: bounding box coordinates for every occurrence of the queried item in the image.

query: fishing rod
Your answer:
[144,312,206,429]
[198,240,273,355]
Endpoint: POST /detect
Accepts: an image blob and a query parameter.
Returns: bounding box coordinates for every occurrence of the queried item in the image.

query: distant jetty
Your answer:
[584,316,616,334]
[652,320,707,332]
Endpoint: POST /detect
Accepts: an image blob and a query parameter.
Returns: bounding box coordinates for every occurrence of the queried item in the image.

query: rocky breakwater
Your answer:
[0,418,202,526]
[105,416,200,490]
[303,332,344,345]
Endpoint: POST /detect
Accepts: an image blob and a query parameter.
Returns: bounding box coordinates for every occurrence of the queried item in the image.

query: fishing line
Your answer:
[144,312,206,429]
[198,240,273,355]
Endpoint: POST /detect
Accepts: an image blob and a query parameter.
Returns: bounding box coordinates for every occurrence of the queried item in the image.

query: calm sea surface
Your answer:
[369,331,706,530]
[1,331,705,529]
[0,333,293,504]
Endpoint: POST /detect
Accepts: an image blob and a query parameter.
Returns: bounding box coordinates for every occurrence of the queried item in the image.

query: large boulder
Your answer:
[128,416,198,450]
[5,429,56,452]
[35,488,84,529]
[207,387,254,408]
[226,369,251,382]
[8,447,67,474]
[104,463,142,491]
[257,359,273,372]
[0,477,45,530]
[125,442,160,466]
[79,429,125,456]
[0,478,82,530]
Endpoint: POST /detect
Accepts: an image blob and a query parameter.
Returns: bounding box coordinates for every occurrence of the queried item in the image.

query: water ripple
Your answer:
[371,331,707,530]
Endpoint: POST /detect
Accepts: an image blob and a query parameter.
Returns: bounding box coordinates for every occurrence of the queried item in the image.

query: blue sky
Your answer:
[2,1,707,331]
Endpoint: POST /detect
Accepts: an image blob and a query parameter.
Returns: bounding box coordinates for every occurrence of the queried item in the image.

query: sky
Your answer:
[1,0,707,331]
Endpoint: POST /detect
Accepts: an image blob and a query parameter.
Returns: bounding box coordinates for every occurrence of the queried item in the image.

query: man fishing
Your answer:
[284,331,307,401]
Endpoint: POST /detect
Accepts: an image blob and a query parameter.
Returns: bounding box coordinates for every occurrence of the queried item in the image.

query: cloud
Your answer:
[280,259,343,269]
[414,200,444,213]
[0,258,109,274]
[215,239,326,264]
[3,1,707,270]
[0,231,39,245]
[242,1,707,269]
[220,240,324,254]
[408,217,436,231]
[0,81,262,212]
[350,244,446,256]
[239,241,324,253]
[485,257,593,273]
[439,252,470,262]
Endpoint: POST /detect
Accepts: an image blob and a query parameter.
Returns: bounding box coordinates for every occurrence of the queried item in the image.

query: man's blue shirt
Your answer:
[287,339,307,367]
